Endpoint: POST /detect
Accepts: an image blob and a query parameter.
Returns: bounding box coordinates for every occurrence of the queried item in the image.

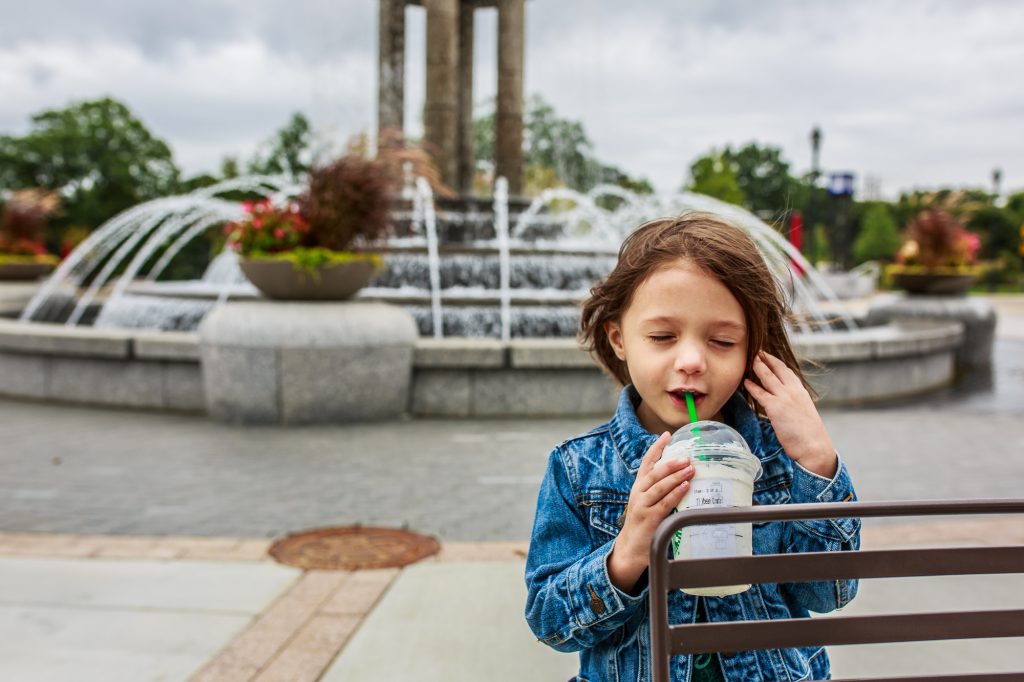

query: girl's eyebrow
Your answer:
[711,320,747,331]
[640,315,679,326]
[640,315,746,331]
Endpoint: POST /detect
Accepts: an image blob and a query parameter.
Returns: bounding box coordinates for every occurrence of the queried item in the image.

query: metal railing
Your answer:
[649,499,1024,682]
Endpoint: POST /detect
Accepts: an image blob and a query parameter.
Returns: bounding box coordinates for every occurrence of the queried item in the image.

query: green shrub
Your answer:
[853,203,901,264]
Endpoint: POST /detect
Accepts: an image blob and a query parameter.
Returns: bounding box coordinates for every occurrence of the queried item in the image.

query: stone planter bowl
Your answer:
[239,256,379,300]
[890,271,977,296]
[0,261,57,281]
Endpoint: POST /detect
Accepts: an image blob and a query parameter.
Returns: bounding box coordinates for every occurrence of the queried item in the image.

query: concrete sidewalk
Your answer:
[2,520,1023,682]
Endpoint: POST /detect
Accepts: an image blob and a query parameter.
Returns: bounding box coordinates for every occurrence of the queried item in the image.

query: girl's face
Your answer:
[606,258,749,435]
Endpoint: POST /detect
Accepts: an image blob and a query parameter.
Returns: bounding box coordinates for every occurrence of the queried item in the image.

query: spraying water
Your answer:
[414,177,444,339]
[494,177,512,342]
[20,175,855,336]
[20,176,297,326]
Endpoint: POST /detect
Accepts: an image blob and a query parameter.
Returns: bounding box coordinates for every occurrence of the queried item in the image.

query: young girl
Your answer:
[525,212,860,681]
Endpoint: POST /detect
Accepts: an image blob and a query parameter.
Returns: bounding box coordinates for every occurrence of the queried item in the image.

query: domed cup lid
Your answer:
[667,420,763,481]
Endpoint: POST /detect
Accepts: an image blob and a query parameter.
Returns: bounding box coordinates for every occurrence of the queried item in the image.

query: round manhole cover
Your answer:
[268,526,440,571]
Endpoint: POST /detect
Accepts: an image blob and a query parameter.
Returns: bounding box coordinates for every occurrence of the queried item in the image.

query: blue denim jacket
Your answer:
[525,386,860,681]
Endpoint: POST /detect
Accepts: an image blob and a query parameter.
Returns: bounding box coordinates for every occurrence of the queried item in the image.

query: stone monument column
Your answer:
[457,5,475,195]
[496,0,525,196]
[424,0,460,188]
[378,0,406,137]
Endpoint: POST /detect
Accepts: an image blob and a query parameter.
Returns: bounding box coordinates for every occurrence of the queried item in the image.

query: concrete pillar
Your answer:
[424,0,459,188]
[377,0,406,137]
[200,302,418,424]
[496,0,525,196]
[457,5,476,195]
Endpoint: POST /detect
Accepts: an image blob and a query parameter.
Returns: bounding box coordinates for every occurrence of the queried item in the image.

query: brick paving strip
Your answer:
[0,521,1019,682]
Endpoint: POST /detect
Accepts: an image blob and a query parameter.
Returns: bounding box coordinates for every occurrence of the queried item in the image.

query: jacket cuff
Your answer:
[566,540,645,628]
[791,453,859,543]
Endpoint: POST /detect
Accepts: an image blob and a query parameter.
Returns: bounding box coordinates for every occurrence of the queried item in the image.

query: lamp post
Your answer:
[806,126,822,267]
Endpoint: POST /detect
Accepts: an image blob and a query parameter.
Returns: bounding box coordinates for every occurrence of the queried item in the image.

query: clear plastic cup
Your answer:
[661,420,763,597]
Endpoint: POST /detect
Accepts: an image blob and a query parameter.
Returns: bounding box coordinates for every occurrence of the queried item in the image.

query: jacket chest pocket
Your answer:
[752,477,791,525]
[581,492,629,538]
[751,477,791,554]
[753,477,791,505]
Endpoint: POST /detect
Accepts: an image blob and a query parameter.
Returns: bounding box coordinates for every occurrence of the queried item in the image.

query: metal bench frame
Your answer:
[649,499,1024,682]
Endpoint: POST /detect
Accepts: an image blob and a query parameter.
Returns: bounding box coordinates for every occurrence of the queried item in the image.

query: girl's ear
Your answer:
[605,321,626,361]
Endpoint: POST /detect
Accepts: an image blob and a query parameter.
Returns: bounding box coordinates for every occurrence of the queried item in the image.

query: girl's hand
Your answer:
[744,350,837,478]
[608,432,695,593]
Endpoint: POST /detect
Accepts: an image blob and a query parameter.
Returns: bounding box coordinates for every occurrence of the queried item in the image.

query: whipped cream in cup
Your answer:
[661,420,763,597]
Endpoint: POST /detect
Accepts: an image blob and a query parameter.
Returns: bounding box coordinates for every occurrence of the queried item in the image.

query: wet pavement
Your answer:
[2,340,1023,540]
[2,389,1024,540]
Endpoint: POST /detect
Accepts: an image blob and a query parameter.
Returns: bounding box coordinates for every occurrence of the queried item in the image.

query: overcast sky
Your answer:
[2,0,1021,199]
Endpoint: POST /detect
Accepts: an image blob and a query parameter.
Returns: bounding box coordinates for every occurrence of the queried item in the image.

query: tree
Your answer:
[894,188,989,228]
[1005,191,1024,220]
[686,142,802,220]
[0,97,180,236]
[473,95,652,195]
[687,152,745,206]
[522,97,600,190]
[968,205,1019,261]
[853,203,902,264]
[725,143,799,219]
[247,112,314,181]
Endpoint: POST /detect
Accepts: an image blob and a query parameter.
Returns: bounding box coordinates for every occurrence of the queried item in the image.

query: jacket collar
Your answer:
[609,385,765,473]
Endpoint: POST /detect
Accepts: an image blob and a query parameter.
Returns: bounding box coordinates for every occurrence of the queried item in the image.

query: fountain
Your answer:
[0,178,966,421]
[0,0,973,421]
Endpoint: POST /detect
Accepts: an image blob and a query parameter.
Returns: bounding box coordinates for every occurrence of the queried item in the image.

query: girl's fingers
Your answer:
[745,376,774,409]
[643,466,693,503]
[637,431,670,476]
[654,478,690,513]
[751,355,782,393]
[744,378,770,406]
[641,455,691,493]
[760,351,796,385]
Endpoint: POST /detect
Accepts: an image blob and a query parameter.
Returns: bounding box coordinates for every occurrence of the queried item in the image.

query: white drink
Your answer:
[661,421,762,597]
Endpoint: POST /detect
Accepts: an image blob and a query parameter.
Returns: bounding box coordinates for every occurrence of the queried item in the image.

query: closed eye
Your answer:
[648,335,674,343]
[711,339,737,348]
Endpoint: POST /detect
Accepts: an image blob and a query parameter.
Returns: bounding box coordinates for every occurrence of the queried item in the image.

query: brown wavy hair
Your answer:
[579,212,814,414]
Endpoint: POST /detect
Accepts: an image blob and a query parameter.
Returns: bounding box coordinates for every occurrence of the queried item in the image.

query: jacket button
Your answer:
[587,585,606,615]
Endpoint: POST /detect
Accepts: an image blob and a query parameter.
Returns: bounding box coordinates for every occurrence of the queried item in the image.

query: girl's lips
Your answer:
[668,390,704,411]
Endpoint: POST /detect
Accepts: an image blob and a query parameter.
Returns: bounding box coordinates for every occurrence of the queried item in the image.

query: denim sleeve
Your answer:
[781,452,861,613]
[524,447,646,652]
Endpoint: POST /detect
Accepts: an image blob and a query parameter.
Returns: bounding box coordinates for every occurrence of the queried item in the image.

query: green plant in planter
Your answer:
[225,151,394,277]
[884,209,984,294]
[225,134,452,301]
[893,209,981,272]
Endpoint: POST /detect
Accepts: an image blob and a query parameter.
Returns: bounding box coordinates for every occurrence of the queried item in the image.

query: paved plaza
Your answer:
[1,295,1023,680]
[3,342,1024,541]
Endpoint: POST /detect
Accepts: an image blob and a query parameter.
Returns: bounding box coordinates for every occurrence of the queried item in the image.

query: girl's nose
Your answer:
[673,340,706,375]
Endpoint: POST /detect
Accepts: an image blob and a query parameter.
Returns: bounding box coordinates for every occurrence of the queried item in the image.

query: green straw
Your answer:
[685,391,702,445]
[685,391,698,424]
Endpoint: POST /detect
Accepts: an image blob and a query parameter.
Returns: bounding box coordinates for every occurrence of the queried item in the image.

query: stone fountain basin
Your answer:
[0,315,963,418]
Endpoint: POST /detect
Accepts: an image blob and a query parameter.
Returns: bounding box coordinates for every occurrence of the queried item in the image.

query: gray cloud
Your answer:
[0,0,374,61]
[0,0,1021,197]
